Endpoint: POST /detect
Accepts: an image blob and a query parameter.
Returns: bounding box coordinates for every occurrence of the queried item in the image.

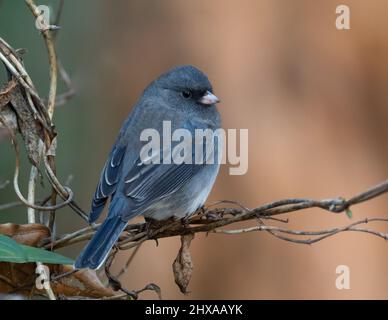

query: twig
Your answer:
[52,0,64,39]
[0,121,74,212]
[53,61,75,107]
[43,155,88,221]
[214,217,388,244]
[25,0,57,118]
[104,248,161,300]
[24,163,56,300]
[42,223,100,249]
[50,269,78,282]
[27,166,38,222]
[0,201,24,211]
[42,180,388,253]
[116,244,142,279]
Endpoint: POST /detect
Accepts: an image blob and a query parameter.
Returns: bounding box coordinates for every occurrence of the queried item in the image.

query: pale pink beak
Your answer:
[200,91,220,105]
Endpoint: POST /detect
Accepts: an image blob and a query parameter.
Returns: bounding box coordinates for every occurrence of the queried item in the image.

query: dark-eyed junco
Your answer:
[75,65,221,269]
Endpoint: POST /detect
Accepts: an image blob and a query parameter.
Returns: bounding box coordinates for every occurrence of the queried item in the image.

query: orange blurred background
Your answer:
[1,0,388,299]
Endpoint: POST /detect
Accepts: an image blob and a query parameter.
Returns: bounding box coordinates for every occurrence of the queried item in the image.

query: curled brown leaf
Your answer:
[172,233,194,294]
[0,223,50,247]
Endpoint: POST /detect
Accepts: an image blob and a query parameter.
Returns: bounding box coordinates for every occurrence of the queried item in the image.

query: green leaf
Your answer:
[0,234,73,264]
[345,208,353,219]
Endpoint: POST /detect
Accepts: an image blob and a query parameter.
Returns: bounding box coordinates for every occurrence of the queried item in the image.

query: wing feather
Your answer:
[89,145,126,222]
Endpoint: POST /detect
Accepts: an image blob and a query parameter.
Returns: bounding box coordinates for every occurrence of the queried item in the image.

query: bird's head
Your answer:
[148,65,220,110]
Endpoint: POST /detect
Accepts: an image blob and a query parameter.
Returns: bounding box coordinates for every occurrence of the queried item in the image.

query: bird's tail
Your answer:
[74,216,127,269]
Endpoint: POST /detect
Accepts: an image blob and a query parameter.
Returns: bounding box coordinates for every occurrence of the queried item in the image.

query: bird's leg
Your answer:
[143,217,155,237]
[197,205,207,218]
[180,215,190,229]
[144,217,169,236]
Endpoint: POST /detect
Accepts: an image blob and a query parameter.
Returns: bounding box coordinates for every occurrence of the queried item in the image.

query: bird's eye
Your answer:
[181,90,192,99]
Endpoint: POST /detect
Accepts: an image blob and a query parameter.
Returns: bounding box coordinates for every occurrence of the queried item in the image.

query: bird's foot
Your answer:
[180,216,190,229]
[144,217,174,237]
[143,218,156,237]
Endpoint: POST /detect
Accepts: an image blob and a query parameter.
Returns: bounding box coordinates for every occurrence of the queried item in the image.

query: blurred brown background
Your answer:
[1,0,388,299]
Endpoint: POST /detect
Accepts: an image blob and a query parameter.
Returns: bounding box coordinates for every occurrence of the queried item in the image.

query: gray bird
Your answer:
[75,65,222,269]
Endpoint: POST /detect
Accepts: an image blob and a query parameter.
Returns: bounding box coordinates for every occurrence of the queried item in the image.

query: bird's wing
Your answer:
[124,161,204,216]
[89,145,126,222]
[123,121,220,217]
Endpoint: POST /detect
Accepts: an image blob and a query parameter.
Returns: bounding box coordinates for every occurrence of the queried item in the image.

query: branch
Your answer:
[44,180,388,252]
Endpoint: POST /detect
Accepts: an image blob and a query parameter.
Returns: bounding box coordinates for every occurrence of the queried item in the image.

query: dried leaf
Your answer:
[0,223,50,246]
[0,79,18,136]
[1,38,56,165]
[0,79,17,108]
[0,261,36,293]
[0,75,44,165]
[172,233,194,294]
[0,223,115,298]
[0,105,17,134]
[50,265,115,298]
[8,82,44,166]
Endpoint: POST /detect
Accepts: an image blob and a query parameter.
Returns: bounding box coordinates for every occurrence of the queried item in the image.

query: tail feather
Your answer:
[74,216,127,269]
